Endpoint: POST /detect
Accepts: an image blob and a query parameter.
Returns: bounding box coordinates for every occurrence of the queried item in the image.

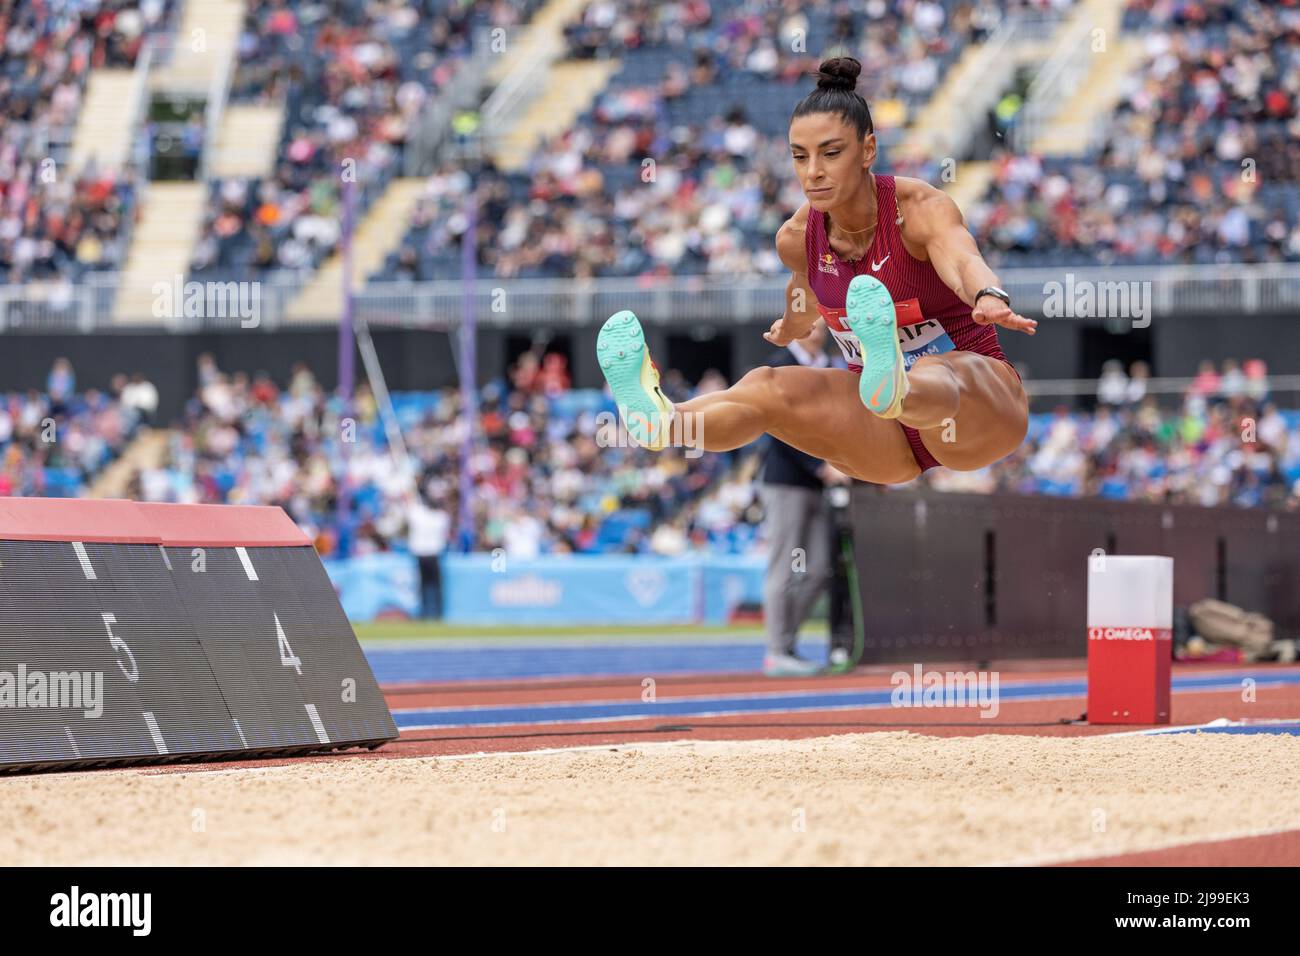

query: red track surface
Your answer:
[1057,829,1300,866]
[152,661,1300,756]
[383,684,1300,752]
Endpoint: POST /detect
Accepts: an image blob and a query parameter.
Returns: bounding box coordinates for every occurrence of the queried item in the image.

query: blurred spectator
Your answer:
[1244,359,1269,402]
[121,372,159,425]
[1096,359,1129,406]
[47,357,75,407]
[1127,361,1150,404]
[1219,359,1246,402]
[1190,360,1221,398]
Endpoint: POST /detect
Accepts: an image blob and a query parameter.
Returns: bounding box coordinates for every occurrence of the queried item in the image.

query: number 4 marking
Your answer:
[274,613,302,675]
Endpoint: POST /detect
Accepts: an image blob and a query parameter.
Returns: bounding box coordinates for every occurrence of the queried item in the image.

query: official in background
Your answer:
[758,319,847,676]
[406,490,451,620]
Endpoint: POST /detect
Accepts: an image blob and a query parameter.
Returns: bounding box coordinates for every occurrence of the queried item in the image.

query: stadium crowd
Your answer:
[5,1,1300,555]
[10,0,1295,287]
[0,358,148,497]
[129,352,747,558]
[191,0,542,279]
[932,360,1300,510]
[377,0,1300,284]
[969,0,1300,266]
[378,0,1080,282]
[0,0,166,284]
[89,353,1297,560]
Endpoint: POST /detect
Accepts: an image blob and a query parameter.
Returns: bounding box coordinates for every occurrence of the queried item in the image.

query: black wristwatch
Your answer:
[975,286,1011,307]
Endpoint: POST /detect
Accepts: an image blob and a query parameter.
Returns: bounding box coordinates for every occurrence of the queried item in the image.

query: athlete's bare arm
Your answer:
[764,203,822,346]
[895,177,1037,336]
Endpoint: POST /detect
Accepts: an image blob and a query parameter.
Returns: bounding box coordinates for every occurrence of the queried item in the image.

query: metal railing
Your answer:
[901,13,1063,162]
[478,19,564,151]
[1013,12,1097,152]
[1025,374,1300,398]
[3,264,1300,333]
[404,28,500,175]
[125,34,158,171]
[198,42,237,181]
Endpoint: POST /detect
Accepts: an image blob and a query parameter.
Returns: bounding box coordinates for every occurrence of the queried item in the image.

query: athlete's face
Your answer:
[789,113,876,209]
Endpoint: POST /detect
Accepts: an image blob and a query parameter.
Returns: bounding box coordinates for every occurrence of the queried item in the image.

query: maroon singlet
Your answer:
[804,174,1013,473]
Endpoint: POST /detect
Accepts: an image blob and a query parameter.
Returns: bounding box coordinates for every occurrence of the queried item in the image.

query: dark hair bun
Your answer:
[816,56,861,92]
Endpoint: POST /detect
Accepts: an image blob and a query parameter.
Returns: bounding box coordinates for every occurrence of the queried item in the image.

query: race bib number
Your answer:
[822,298,956,370]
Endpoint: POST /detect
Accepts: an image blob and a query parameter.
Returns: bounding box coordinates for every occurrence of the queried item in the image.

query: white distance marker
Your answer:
[142,712,168,754]
[236,546,258,581]
[72,541,96,580]
[304,704,330,744]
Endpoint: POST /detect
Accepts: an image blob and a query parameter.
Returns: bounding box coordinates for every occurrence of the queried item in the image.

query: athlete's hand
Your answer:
[763,315,813,347]
[973,296,1037,335]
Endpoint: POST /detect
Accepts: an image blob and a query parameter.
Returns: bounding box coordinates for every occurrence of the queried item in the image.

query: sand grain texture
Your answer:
[2,732,1298,865]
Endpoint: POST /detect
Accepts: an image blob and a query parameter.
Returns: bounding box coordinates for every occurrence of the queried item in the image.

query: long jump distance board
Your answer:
[0,498,397,773]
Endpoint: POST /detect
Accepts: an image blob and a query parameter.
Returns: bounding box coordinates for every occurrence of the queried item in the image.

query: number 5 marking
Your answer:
[274,613,302,675]
[103,612,138,682]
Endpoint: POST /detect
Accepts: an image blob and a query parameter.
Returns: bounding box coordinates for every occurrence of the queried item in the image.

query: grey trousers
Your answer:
[760,483,831,655]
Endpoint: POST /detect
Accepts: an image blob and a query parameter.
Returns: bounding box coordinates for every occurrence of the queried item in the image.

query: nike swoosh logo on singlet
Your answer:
[871,255,891,271]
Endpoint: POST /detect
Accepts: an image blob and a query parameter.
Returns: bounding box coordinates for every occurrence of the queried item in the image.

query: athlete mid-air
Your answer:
[597,55,1034,486]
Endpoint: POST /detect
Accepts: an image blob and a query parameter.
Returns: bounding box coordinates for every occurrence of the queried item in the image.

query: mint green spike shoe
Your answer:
[844,274,910,418]
[596,310,675,450]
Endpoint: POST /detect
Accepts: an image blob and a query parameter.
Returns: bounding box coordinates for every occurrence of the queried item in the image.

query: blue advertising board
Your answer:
[322,552,766,625]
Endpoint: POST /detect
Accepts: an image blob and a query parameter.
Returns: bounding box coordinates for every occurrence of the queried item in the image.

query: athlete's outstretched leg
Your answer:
[905,351,1027,470]
[678,365,924,484]
[597,310,922,485]
[841,274,1027,471]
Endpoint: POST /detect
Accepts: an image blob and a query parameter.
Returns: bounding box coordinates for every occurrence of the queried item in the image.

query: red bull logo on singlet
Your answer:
[820,297,956,372]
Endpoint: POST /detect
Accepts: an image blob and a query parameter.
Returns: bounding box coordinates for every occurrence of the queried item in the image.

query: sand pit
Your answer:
[2,731,1298,865]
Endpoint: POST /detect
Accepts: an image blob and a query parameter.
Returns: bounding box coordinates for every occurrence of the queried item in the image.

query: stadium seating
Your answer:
[370,0,1074,283]
[7,0,1294,289]
[0,0,168,284]
[190,0,545,282]
[368,0,1299,283]
[970,0,1300,267]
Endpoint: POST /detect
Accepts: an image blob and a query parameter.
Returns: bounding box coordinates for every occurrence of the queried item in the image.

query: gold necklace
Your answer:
[831,215,876,236]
